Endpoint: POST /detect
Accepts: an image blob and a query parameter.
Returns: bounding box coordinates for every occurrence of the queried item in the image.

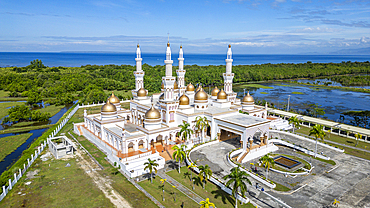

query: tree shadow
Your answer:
[183,172,191,181]
[211,187,235,206]
[193,176,203,188]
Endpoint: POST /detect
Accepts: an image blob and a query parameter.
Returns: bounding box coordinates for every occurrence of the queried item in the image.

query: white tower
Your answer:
[162,42,176,101]
[223,44,237,103]
[176,46,186,95]
[133,44,144,91]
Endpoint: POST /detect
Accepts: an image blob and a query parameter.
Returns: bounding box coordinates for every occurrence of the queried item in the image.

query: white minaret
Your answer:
[162,42,176,101]
[176,45,186,95]
[223,44,234,94]
[134,44,144,91]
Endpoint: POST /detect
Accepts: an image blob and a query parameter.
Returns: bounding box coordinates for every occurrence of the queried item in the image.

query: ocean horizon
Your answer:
[1,52,369,67]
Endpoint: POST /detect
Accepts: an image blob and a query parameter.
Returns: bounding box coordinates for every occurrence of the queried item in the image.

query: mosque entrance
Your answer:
[219,129,242,148]
[128,142,134,153]
[138,140,144,149]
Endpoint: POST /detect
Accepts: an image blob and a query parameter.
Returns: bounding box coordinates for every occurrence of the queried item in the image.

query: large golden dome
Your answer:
[101,100,117,112]
[174,81,178,89]
[108,92,120,104]
[194,87,208,101]
[217,89,227,100]
[137,88,147,97]
[179,94,190,105]
[242,91,254,103]
[186,83,195,92]
[145,105,161,119]
[211,87,220,97]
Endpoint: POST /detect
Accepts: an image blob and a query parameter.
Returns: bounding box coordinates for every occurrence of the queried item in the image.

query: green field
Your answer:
[260,92,269,94]
[0,133,32,161]
[239,83,274,89]
[0,156,114,207]
[292,91,304,94]
[139,176,199,208]
[167,167,254,208]
[0,102,25,119]
[39,105,65,117]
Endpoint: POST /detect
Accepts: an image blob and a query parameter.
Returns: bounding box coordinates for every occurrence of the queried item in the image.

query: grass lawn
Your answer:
[0,90,27,101]
[0,102,26,119]
[260,92,269,94]
[0,155,114,208]
[139,176,199,208]
[0,133,32,161]
[167,167,255,208]
[292,91,304,94]
[39,104,65,117]
[240,84,273,89]
[273,181,291,192]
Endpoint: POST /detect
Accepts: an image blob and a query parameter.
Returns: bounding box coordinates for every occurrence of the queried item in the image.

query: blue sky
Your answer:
[1,0,370,54]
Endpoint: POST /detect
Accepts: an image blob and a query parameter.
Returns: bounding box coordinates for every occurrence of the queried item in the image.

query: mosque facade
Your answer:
[74,43,282,177]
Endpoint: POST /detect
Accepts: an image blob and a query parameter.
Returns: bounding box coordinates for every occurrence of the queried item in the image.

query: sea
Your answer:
[1,52,370,67]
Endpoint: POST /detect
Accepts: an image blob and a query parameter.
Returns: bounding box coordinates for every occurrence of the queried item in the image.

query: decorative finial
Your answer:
[228,44,231,48]
[180,45,182,49]
[167,42,170,47]
[167,32,170,47]
[137,44,140,48]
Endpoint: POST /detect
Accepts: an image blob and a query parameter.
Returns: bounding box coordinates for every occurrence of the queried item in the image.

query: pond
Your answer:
[295,77,370,89]
[232,82,370,128]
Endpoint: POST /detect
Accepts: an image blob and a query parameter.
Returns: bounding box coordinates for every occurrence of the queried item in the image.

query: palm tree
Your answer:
[199,198,215,208]
[198,164,212,189]
[223,167,251,208]
[187,162,197,190]
[288,115,301,133]
[332,199,340,207]
[172,145,186,173]
[309,124,326,158]
[259,154,275,180]
[144,158,159,183]
[178,121,194,143]
[195,116,210,143]
[355,133,362,147]
[160,178,167,201]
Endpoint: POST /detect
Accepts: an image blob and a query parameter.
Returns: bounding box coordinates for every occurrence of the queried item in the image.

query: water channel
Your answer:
[0,103,75,175]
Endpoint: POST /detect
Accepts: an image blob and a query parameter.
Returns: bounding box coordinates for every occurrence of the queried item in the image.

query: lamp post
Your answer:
[287,95,291,112]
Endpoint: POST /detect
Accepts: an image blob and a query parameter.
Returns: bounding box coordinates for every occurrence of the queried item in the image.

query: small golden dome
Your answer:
[186,83,194,91]
[242,91,254,103]
[145,105,161,119]
[101,100,117,112]
[137,88,147,97]
[174,81,178,89]
[194,87,208,101]
[167,42,170,47]
[180,45,182,49]
[108,92,120,104]
[137,44,140,48]
[228,44,231,48]
[217,89,227,100]
[195,84,202,92]
[161,82,164,89]
[179,94,189,105]
[211,87,220,97]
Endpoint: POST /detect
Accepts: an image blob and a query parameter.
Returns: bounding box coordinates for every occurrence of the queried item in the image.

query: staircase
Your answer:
[237,150,249,163]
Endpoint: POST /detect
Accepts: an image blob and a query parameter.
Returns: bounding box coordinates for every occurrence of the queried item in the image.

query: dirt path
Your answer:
[75,150,132,208]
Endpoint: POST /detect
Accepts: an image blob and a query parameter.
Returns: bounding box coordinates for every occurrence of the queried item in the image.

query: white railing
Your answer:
[0,104,80,202]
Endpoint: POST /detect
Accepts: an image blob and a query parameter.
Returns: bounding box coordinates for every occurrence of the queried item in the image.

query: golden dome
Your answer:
[101,100,117,112]
[186,83,195,91]
[211,87,220,97]
[145,105,161,119]
[108,92,120,104]
[242,91,254,103]
[179,94,189,105]
[137,88,147,97]
[137,44,140,48]
[174,81,178,89]
[167,42,170,47]
[180,45,182,49]
[194,87,208,101]
[217,89,227,100]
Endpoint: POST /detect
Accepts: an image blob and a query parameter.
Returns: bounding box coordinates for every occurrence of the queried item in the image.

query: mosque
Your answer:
[74,43,285,177]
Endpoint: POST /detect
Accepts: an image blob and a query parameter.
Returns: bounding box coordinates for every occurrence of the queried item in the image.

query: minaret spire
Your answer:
[223,44,236,103]
[133,44,145,94]
[177,45,186,95]
[163,39,175,101]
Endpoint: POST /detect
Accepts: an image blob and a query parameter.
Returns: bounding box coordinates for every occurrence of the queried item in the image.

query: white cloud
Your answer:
[291,27,339,33]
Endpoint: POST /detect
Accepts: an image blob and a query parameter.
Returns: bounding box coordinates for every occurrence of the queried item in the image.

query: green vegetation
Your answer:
[293,81,370,93]
[0,133,32,161]
[292,91,304,94]
[331,74,370,86]
[2,105,51,124]
[39,104,65,117]
[273,181,291,192]
[239,83,273,89]
[260,92,269,94]
[167,167,254,208]
[0,101,24,119]
[0,156,114,207]
[139,176,199,208]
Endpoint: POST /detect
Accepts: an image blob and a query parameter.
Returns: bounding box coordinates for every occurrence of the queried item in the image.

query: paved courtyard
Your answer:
[190,132,370,208]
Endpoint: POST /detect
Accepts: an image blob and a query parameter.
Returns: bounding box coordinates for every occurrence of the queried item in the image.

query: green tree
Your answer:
[26,90,42,105]
[259,154,275,180]
[172,145,187,173]
[178,121,194,142]
[187,162,197,190]
[223,167,251,208]
[144,158,158,183]
[28,59,46,69]
[288,115,301,133]
[309,124,326,157]
[198,164,212,189]
[2,105,31,124]
[199,198,215,208]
